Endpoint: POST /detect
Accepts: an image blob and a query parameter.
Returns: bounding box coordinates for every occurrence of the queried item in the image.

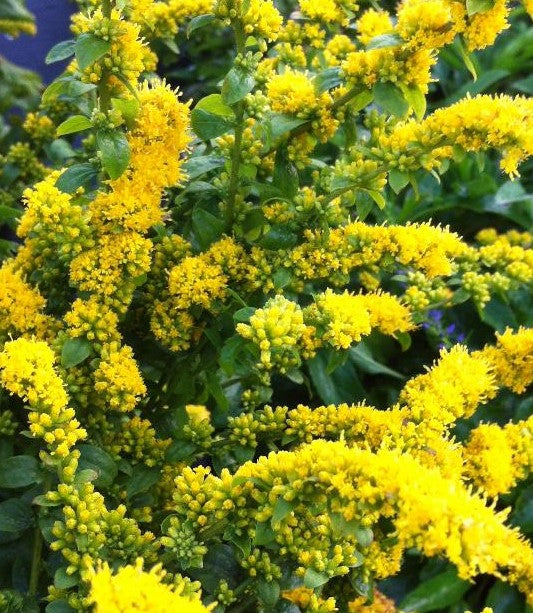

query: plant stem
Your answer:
[99,0,113,112]
[29,474,52,597]
[225,23,246,230]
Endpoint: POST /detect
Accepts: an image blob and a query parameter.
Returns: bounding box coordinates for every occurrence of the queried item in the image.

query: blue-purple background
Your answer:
[0,0,75,82]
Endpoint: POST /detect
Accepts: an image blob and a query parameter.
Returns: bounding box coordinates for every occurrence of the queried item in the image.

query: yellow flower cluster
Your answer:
[0,338,86,460]
[463,416,533,497]
[172,440,533,599]
[299,0,358,26]
[214,0,283,42]
[480,327,533,393]
[17,172,94,266]
[237,295,308,371]
[93,344,146,413]
[373,95,533,178]
[0,263,51,341]
[71,8,151,88]
[399,345,497,428]
[88,559,211,613]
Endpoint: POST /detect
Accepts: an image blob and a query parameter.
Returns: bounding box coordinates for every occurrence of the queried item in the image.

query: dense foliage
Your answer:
[0,0,532,611]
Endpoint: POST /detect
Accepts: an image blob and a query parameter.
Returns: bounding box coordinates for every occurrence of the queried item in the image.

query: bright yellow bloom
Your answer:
[267,70,320,116]
[215,0,282,41]
[0,338,86,458]
[480,327,533,393]
[299,0,358,25]
[463,416,533,497]
[93,344,147,412]
[0,263,51,340]
[356,9,393,46]
[88,559,212,612]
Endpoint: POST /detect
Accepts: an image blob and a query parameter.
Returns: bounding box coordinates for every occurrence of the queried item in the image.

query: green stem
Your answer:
[225,23,246,230]
[98,0,113,112]
[29,474,52,597]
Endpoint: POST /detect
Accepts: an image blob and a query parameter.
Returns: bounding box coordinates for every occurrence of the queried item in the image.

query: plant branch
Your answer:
[225,23,246,230]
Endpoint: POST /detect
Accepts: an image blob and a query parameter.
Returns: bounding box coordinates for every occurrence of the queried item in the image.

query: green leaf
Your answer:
[269,114,307,139]
[373,82,409,117]
[54,568,79,590]
[45,39,76,64]
[486,581,524,613]
[0,0,33,21]
[75,33,111,70]
[259,225,298,250]
[233,307,256,323]
[400,568,470,612]
[364,189,386,209]
[191,108,234,140]
[196,94,235,118]
[315,67,342,93]
[511,485,533,534]
[350,89,374,112]
[61,337,92,368]
[46,601,75,613]
[255,521,276,546]
[273,147,299,199]
[466,0,494,15]
[0,455,41,488]
[111,97,139,127]
[0,499,33,533]
[403,85,426,120]
[55,163,98,194]
[257,579,280,607]
[56,114,92,136]
[481,297,518,332]
[304,568,330,589]
[187,13,217,37]
[350,344,404,380]
[389,169,410,194]
[456,37,477,80]
[166,440,197,462]
[0,204,20,224]
[126,465,160,499]
[184,155,225,179]
[367,33,402,50]
[221,66,255,105]
[77,444,118,489]
[96,129,130,180]
[271,498,293,525]
[192,207,225,249]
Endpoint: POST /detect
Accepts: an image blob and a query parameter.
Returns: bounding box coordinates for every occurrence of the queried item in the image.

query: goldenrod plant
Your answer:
[0,0,532,611]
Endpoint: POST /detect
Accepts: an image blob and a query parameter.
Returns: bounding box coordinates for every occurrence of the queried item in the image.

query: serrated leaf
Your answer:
[55,163,98,194]
[96,129,130,180]
[269,114,307,139]
[400,569,469,612]
[75,33,111,70]
[221,66,255,105]
[365,189,386,209]
[61,337,92,368]
[111,97,139,127]
[56,114,92,136]
[255,521,276,546]
[45,39,76,64]
[233,307,256,322]
[187,13,217,37]
[373,82,409,117]
[46,601,75,613]
[0,455,41,488]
